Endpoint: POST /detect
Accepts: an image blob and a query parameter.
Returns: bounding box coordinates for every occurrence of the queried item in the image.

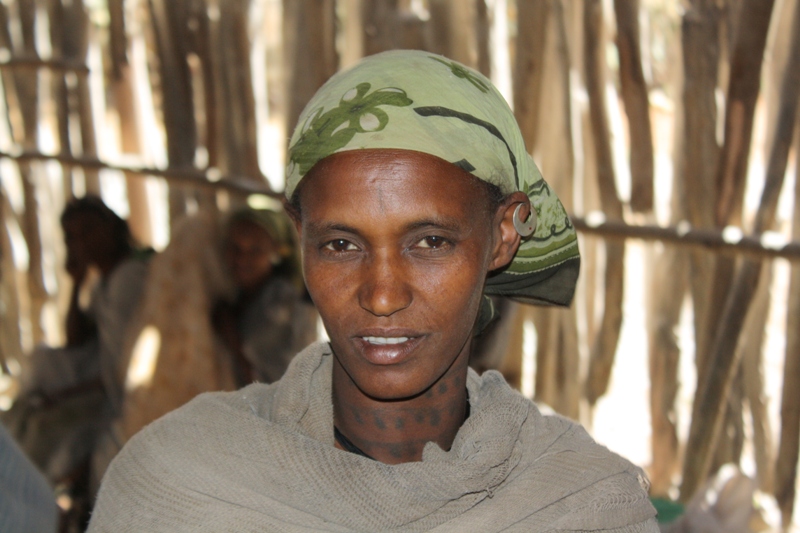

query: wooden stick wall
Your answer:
[0,0,799,526]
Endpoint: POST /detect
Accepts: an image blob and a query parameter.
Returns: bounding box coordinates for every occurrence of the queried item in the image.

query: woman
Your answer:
[4,196,151,527]
[215,207,317,386]
[15,196,150,412]
[8,196,150,444]
[89,51,657,532]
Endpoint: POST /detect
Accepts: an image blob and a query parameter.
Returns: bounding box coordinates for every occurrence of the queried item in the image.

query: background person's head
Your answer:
[224,208,301,295]
[60,195,133,278]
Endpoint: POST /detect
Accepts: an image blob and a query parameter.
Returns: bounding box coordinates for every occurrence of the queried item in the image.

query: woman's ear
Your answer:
[489,192,530,271]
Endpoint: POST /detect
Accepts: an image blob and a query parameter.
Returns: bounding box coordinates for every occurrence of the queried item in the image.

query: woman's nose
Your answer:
[358,252,412,317]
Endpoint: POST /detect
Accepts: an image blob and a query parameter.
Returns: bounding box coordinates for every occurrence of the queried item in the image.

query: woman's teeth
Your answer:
[363,336,410,345]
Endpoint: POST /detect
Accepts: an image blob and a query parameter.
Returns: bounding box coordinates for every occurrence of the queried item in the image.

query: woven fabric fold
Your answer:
[90,343,656,532]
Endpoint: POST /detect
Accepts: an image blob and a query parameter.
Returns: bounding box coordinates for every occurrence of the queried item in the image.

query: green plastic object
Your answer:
[651,497,685,524]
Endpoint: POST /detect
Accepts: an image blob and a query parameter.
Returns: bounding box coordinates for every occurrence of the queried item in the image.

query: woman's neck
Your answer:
[331,355,470,465]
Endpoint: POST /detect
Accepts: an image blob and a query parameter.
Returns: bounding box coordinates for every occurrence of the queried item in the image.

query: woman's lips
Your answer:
[354,334,423,365]
[362,336,409,345]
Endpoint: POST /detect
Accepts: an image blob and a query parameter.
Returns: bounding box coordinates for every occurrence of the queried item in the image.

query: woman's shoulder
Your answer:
[466,369,656,529]
[90,343,333,531]
[91,384,276,524]
[117,342,330,455]
[523,405,656,528]
[123,383,275,458]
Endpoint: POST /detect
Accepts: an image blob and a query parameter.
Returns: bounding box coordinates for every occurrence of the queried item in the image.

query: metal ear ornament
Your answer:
[513,203,537,238]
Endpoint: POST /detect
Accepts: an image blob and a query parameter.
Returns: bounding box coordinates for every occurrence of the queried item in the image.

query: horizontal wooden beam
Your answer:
[572,214,800,262]
[3,149,797,261]
[0,149,279,197]
[0,57,90,74]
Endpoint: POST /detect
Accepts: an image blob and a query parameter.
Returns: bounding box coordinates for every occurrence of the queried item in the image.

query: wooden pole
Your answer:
[283,0,338,142]
[532,0,580,420]
[0,187,20,374]
[613,0,654,213]
[7,0,48,346]
[475,0,491,77]
[107,0,127,81]
[680,0,800,502]
[714,0,775,228]
[362,0,402,57]
[775,90,800,531]
[679,0,721,390]
[340,0,364,68]
[73,0,101,194]
[46,0,73,192]
[738,264,774,492]
[111,65,154,246]
[428,0,478,68]
[700,3,777,474]
[214,0,261,184]
[514,0,551,408]
[647,26,687,494]
[147,0,198,221]
[647,245,687,495]
[513,1,559,413]
[188,0,219,171]
[513,0,551,154]
[0,3,27,364]
[583,0,626,406]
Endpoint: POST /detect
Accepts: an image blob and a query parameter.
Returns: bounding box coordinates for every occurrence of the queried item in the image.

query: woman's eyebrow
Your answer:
[403,217,463,233]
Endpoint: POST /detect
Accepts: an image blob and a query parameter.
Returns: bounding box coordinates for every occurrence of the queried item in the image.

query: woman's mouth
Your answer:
[354,333,423,365]
[361,336,410,345]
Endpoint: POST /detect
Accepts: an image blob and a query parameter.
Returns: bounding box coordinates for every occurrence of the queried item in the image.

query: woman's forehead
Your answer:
[299,149,487,203]
[297,150,493,226]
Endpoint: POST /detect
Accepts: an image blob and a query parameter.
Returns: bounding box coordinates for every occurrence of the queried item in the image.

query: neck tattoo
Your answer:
[334,390,471,461]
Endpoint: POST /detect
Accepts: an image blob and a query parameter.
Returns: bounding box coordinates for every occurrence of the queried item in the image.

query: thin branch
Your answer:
[572,216,800,262]
[0,58,89,74]
[0,150,278,197]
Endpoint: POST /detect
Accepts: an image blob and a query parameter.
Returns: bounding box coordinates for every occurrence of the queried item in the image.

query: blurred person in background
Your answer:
[214,207,318,387]
[3,195,151,528]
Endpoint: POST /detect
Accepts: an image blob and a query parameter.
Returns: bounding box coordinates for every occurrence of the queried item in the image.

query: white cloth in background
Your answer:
[0,423,58,533]
[89,257,151,412]
[17,256,149,407]
[90,342,658,533]
[6,256,149,483]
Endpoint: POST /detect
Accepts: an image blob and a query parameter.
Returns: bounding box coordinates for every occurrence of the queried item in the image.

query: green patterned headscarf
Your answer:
[286,50,579,308]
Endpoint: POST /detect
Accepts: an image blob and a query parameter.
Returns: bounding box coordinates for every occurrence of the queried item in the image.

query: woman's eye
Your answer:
[324,239,358,252]
[416,236,448,249]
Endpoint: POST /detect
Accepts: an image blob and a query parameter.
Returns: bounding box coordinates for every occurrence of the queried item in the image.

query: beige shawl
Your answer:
[89,343,657,532]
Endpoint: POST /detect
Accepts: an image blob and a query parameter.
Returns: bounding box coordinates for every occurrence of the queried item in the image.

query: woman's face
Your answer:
[294,149,521,401]
[225,220,277,292]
